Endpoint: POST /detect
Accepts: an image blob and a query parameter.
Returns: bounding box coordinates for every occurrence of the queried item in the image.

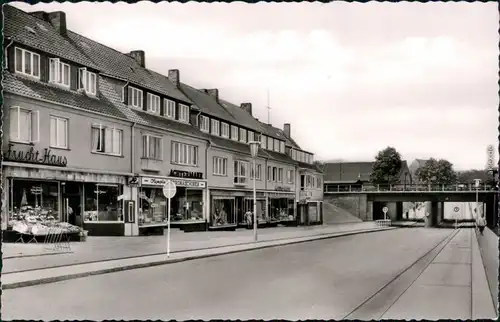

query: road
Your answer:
[2,228,453,320]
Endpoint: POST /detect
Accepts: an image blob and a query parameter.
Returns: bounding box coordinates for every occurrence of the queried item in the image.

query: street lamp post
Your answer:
[474,178,481,220]
[249,141,260,242]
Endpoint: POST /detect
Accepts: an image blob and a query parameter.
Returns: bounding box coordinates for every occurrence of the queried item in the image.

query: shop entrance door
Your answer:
[62,182,82,226]
[235,197,244,224]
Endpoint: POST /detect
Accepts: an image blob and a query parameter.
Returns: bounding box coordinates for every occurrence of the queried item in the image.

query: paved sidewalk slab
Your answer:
[1,225,395,289]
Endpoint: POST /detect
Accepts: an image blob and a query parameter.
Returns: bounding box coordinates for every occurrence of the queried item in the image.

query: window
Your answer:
[179,104,190,123]
[165,99,176,118]
[251,164,262,180]
[267,137,273,150]
[234,160,249,184]
[231,125,239,141]
[171,141,198,166]
[280,141,285,154]
[213,157,227,176]
[211,119,220,136]
[147,93,160,114]
[267,166,272,182]
[239,128,247,143]
[9,107,39,143]
[274,139,280,152]
[142,134,162,160]
[83,183,123,222]
[49,116,68,149]
[200,115,210,132]
[221,122,229,138]
[292,149,297,161]
[261,135,267,149]
[272,167,277,182]
[278,168,283,183]
[248,131,254,142]
[91,125,122,155]
[14,47,40,78]
[316,175,322,188]
[78,68,97,95]
[287,170,295,184]
[129,87,143,109]
[49,58,70,87]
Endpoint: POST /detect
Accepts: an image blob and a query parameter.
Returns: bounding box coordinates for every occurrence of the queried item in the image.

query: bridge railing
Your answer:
[324,183,496,193]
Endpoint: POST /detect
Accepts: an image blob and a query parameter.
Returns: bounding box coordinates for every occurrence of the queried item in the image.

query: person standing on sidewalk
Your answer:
[476,213,487,235]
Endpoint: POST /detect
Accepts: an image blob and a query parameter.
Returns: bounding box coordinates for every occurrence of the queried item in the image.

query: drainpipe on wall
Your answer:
[4,37,14,68]
[205,137,211,230]
[131,122,136,174]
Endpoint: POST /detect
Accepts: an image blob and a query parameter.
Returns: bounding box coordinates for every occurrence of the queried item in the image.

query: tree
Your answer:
[456,168,498,186]
[415,158,457,185]
[313,160,326,173]
[370,147,403,184]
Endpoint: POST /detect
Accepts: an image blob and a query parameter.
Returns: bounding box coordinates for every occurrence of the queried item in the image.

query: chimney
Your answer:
[47,11,67,36]
[31,11,49,21]
[168,69,180,88]
[284,123,291,137]
[128,50,146,68]
[205,89,219,102]
[240,103,253,116]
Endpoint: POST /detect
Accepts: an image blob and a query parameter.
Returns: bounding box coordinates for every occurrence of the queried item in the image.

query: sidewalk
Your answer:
[2,222,394,289]
[382,228,496,320]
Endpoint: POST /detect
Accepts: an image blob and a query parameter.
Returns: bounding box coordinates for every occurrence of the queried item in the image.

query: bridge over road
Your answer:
[323,184,498,229]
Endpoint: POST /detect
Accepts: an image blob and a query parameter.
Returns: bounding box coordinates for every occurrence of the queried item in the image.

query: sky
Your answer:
[11,2,499,170]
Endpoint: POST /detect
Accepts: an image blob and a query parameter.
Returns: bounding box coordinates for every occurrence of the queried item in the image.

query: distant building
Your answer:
[409,159,429,183]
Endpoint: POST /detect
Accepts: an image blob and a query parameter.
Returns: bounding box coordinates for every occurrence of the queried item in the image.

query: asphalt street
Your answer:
[2,228,452,320]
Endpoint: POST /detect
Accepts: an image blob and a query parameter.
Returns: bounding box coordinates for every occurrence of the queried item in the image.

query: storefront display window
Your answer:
[138,187,167,226]
[309,202,319,222]
[244,198,266,223]
[83,183,123,222]
[211,198,235,226]
[171,188,204,222]
[269,198,295,222]
[9,179,60,224]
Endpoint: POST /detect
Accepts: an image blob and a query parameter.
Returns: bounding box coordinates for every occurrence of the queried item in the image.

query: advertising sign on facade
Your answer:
[141,177,206,188]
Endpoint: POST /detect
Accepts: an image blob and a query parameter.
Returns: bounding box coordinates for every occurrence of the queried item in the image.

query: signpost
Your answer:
[382,206,388,220]
[162,180,177,258]
[454,206,460,229]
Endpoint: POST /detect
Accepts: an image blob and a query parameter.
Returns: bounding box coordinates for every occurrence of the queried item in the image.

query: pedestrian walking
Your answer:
[477,213,487,235]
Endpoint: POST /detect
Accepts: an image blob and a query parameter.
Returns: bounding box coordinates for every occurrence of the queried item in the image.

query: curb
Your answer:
[2,226,396,290]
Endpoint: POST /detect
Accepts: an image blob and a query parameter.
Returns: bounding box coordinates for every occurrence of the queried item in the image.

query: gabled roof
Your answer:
[263,149,297,165]
[179,84,236,121]
[209,136,267,158]
[66,31,191,104]
[257,121,289,143]
[4,72,134,121]
[4,5,97,69]
[218,99,263,133]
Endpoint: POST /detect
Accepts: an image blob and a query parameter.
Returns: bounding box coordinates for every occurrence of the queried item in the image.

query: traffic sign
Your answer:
[454,207,460,213]
[382,207,388,213]
[162,180,177,199]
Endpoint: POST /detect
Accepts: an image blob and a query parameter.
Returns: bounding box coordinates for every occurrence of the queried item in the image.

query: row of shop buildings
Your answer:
[2,5,324,236]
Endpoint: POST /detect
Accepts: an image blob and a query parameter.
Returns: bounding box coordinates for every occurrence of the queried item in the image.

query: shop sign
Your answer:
[141,177,206,188]
[275,186,292,192]
[30,186,42,194]
[5,144,68,167]
[127,176,139,186]
[169,169,203,180]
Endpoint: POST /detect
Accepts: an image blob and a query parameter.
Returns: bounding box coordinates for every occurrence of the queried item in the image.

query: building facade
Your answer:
[2,5,324,237]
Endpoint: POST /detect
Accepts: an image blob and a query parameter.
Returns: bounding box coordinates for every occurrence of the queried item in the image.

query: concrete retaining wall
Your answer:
[476,227,499,310]
[324,194,368,221]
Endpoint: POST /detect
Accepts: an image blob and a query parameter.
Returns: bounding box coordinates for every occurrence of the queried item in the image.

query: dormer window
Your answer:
[78,68,97,95]
[164,99,176,119]
[49,58,70,87]
[179,104,190,123]
[261,135,267,149]
[221,122,229,138]
[231,125,238,141]
[248,131,254,142]
[211,119,220,136]
[129,87,143,109]
[267,137,273,150]
[280,141,285,154]
[147,93,160,114]
[15,47,40,78]
[200,115,209,132]
[239,128,247,143]
[273,139,280,152]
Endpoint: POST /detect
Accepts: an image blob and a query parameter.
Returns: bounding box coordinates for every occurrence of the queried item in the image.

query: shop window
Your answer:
[309,202,319,222]
[234,160,249,185]
[10,107,40,144]
[83,183,123,222]
[213,156,227,176]
[211,198,235,226]
[142,134,162,160]
[171,141,198,166]
[50,116,68,149]
[9,180,60,224]
[91,125,122,156]
[269,198,295,222]
[244,199,266,223]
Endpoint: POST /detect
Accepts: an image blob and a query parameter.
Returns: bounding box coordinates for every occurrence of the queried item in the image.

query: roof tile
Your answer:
[179,84,236,121]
